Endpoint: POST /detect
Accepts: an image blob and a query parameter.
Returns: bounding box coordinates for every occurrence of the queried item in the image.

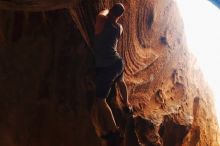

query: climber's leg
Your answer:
[111,62,133,115]
[91,97,118,137]
[117,76,129,106]
[117,76,133,115]
[92,59,124,138]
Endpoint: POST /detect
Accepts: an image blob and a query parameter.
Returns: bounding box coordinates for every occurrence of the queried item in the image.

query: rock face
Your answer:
[0,0,219,146]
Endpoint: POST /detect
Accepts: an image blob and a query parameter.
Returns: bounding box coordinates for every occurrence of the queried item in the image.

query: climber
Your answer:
[91,3,132,146]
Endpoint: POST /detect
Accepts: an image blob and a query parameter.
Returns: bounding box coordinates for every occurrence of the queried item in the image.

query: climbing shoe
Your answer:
[101,131,124,146]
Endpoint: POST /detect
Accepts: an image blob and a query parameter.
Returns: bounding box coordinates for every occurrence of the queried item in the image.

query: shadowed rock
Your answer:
[0,0,219,146]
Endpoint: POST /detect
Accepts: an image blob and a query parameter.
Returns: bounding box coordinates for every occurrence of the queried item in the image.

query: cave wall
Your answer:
[0,10,99,146]
[0,0,219,146]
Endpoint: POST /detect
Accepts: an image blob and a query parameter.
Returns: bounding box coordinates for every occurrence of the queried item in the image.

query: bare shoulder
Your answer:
[96,9,108,23]
[98,9,109,16]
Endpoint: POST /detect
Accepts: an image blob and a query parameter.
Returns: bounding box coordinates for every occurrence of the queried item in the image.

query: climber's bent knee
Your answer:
[96,59,124,99]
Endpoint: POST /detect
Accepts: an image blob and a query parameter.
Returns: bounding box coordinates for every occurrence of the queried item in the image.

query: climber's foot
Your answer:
[101,131,123,146]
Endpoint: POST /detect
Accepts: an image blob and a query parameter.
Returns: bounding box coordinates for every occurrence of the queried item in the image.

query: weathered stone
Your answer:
[0,0,219,146]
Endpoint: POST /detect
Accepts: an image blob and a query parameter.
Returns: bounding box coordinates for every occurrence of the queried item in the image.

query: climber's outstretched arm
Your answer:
[95,9,109,35]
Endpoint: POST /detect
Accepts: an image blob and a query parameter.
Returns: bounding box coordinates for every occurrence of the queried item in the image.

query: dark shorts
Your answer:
[96,59,124,99]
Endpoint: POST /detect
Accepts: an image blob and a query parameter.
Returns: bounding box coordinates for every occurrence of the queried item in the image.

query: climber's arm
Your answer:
[95,9,109,35]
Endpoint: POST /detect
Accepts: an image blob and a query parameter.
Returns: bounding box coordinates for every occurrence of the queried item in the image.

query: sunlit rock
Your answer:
[0,0,219,145]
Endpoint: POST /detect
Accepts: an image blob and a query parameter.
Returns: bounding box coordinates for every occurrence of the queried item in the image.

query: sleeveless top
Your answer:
[94,20,122,67]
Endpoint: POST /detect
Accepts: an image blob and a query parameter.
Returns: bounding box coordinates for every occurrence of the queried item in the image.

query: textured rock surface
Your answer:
[0,0,219,146]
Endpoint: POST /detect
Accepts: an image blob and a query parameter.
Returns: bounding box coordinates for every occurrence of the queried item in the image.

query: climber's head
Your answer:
[108,3,125,22]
